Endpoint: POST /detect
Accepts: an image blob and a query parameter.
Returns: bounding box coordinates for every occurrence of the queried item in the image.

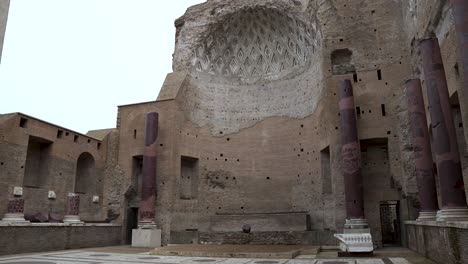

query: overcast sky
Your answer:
[0,0,205,134]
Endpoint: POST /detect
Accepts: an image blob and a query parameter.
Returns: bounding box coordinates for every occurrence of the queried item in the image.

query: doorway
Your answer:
[380,201,400,245]
[125,207,139,244]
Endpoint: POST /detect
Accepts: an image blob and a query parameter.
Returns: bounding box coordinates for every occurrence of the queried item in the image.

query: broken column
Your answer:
[420,38,468,221]
[405,79,439,221]
[334,79,373,254]
[132,112,161,248]
[63,193,83,223]
[1,197,28,222]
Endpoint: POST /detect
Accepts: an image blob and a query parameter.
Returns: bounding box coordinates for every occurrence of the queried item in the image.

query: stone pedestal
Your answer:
[417,211,438,222]
[63,193,83,223]
[344,218,369,229]
[132,228,161,248]
[437,208,468,221]
[334,228,374,253]
[1,198,28,223]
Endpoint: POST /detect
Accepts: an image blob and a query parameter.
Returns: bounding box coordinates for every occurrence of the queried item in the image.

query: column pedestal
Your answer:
[344,218,369,229]
[417,211,438,222]
[437,209,468,221]
[1,198,28,223]
[63,193,83,224]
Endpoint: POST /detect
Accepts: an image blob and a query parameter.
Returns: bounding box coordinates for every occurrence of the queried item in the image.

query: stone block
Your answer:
[12,186,23,196]
[132,228,161,248]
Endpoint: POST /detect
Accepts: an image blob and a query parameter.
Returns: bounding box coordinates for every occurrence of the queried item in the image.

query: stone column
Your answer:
[450,0,468,153]
[63,193,83,223]
[405,79,440,221]
[139,112,158,226]
[420,38,468,221]
[338,79,368,229]
[1,198,28,222]
[132,112,161,248]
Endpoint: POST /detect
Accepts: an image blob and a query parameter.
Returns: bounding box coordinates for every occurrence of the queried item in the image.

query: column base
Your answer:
[344,218,369,229]
[335,227,373,252]
[132,228,161,248]
[1,213,28,223]
[63,215,83,224]
[436,208,468,222]
[417,211,438,221]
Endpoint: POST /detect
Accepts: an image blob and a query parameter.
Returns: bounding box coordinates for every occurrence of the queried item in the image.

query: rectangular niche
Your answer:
[321,146,332,195]
[180,156,199,200]
[23,136,53,188]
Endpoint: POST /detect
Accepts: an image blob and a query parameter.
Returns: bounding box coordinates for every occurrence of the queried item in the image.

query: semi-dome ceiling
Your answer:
[190,7,316,79]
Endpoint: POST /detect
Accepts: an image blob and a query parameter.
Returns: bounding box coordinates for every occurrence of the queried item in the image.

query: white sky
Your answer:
[0,0,205,134]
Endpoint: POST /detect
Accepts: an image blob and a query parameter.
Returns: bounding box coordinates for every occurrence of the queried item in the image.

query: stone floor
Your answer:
[0,246,436,264]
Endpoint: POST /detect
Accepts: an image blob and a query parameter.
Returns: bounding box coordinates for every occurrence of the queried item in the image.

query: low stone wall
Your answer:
[197,231,337,245]
[405,221,468,264]
[0,223,122,255]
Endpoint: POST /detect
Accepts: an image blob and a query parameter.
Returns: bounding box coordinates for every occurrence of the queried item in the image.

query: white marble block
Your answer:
[334,232,374,252]
[13,187,23,196]
[132,228,161,248]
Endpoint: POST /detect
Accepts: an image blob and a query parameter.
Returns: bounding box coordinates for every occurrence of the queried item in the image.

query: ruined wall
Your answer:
[0,0,9,63]
[0,114,108,222]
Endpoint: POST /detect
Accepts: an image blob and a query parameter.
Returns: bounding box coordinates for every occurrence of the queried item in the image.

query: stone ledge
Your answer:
[405,220,468,229]
[0,222,121,227]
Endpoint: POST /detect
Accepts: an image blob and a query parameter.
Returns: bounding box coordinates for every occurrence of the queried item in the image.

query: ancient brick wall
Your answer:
[0,113,108,222]
[406,222,468,264]
[0,224,121,255]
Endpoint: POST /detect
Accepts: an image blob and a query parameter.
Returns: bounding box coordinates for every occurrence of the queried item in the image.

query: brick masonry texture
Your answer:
[0,225,122,255]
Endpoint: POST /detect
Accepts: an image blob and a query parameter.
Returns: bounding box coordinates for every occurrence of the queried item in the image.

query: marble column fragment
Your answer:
[139,112,158,226]
[420,38,468,221]
[405,79,439,221]
[63,193,82,223]
[1,198,28,222]
[339,79,368,228]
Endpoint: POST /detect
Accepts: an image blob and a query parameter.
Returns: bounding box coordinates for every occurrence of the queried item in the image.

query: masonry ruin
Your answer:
[1,0,468,263]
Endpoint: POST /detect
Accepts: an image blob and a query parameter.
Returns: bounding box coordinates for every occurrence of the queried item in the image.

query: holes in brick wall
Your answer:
[459,123,463,128]
[266,177,271,180]
[240,206,244,209]
[387,131,391,135]
[160,144,164,147]
[377,69,382,80]
[227,138,230,141]
[19,118,28,128]
[65,132,69,136]
[220,153,224,157]
[219,131,223,135]
[455,63,460,78]
[381,104,386,116]
[57,130,64,138]
[133,129,137,139]
[300,124,304,128]
[87,139,91,143]
[335,127,338,130]
[74,135,79,143]
[356,107,361,119]
[353,73,358,83]
[237,159,240,162]
[0,162,3,166]
[97,142,101,150]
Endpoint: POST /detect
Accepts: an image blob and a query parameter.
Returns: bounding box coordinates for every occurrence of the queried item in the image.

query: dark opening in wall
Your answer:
[23,136,53,188]
[97,142,101,150]
[133,129,137,139]
[74,135,79,142]
[356,107,361,119]
[75,152,97,194]
[353,73,358,83]
[131,156,143,199]
[381,104,386,116]
[331,48,355,75]
[65,132,69,136]
[180,156,199,200]
[19,118,28,128]
[57,130,64,138]
[454,63,460,78]
[321,146,332,195]
[87,139,91,143]
[377,69,382,80]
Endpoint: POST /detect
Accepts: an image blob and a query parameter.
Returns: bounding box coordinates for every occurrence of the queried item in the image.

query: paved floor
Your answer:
[0,246,436,264]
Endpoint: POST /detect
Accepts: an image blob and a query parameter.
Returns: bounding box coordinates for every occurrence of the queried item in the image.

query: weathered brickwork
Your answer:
[406,222,468,264]
[0,225,121,255]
